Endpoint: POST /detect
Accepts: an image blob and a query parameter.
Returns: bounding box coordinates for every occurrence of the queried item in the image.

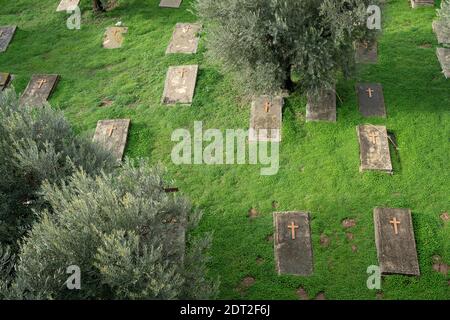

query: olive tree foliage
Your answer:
[0,89,115,255]
[2,161,218,300]
[194,0,376,96]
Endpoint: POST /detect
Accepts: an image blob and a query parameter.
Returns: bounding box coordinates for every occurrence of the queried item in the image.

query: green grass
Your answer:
[1,0,449,299]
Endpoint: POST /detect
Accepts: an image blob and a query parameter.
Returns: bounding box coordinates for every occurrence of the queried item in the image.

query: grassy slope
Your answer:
[0,0,448,299]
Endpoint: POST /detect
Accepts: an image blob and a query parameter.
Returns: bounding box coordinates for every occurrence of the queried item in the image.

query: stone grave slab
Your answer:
[19,74,60,107]
[432,21,450,45]
[437,48,450,79]
[355,41,378,64]
[306,86,336,122]
[56,0,80,12]
[356,83,386,118]
[0,26,17,53]
[0,72,11,91]
[374,208,420,276]
[103,27,128,49]
[159,0,182,8]
[357,125,393,173]
[273,211,313,276]
[162,65,198,105]
[166,23,202,54]
[411,0,435,8]
[92,119,130,162]
[249,96,283,142]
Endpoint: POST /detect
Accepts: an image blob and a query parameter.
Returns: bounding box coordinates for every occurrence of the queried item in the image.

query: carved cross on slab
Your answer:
[107,126,116,137]
[264,101,271,113]
[390,217,400,235]
[366,87,374,98]
[178,68,186,79]
[368,131,379,144]
[287,221,299,240]
[37,78,47,89]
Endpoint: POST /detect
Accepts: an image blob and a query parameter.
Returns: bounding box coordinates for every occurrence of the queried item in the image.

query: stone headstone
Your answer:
[166,23,202,54]
[306,86,336,122]
[355,41,378,64]
[356,83,386,118]
[249,96,283,142]
[273,211,313,276]
[56,0,80,12]
[432,21,450,45]
[162,65,198,105]
[19,74,60,107]
[357,125,393,173]
[374,207,420,276]
[0,72,11,91]
[436,48,450,79]
[0,26,17,53]
[159,0,182,8]
[92,119,130,162]
[103,27,128,49]
[410,0,434,8]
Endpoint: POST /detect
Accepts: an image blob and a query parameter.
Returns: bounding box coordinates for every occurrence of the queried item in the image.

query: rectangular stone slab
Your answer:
[411,0,434,8]
[56,0,80,12]
[374,208,420,276]
[103,27,128,49]
[432,21,450,45]
[19,74,60,107]
[0,26,17,53]
[357,125,393,173]
[159,0,182,8]
[162,65,198,105]
[92,119,130,162]
[356,83,386,118]
[437,48,450,79]
[306,86,336,122]
[0,72,11,91]
[355,41,378,64]
[166,23,202,54]
[274,212,313,276]
[249,96,283,142]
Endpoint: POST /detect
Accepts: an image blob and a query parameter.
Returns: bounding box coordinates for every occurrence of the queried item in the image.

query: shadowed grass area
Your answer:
[0,0,448,299]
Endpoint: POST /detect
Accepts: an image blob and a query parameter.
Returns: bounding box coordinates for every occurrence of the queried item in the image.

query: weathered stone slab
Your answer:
[411,0,434,8]
[355,41,378,64]
[19,74,60,107]
[356,83,386,118]
[432,21,450,45]
[306,86,336,122]
[56,0,80,12]
[437,48,450,79]
[357,125,392,173]
[0,72,11,91]
[166,23,202,54]
[274,211,313,276]
[162,65,198,105]
[159,0,182,8]
[0,26,17,53]
[374,207,420,276]
[92,119,130,162]
[249,96,283,142]
[102,27,128,49]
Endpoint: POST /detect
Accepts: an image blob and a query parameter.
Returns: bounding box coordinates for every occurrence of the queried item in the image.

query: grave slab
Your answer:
[162,65,198,105]
[355,41,378,64]
[374,207,420,276]
[249,96,283,142]
[103,27,128,49]
[92,119,130,162]
[0,26,17,53]
[56,0,80,12]
[0,72,11,91]
[356,83,386,118]
[166,23,202,54]
[432,21,450,45]
[273,211,313,276]
[306,86,336,122]
[159,0,182,8]
[19,74,60,107]
[357,125,393,173]
[437,48,450,79]
[411,0,435,8]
